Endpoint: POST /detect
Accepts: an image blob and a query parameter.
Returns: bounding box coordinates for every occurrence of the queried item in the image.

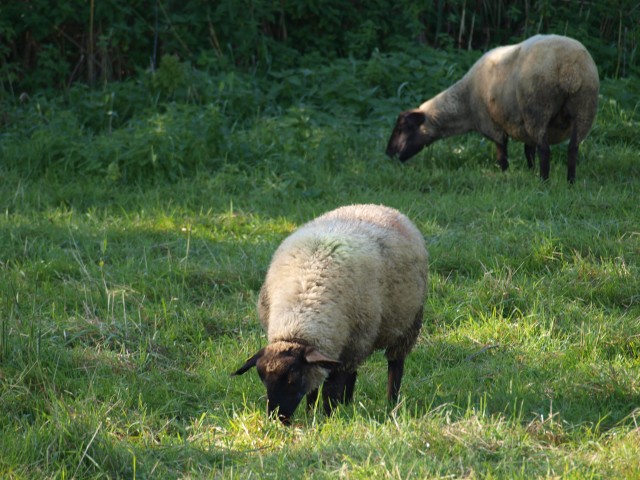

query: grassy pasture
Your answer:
[1,49,640,478]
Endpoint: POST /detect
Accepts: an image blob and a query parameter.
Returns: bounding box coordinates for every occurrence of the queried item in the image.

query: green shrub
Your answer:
[2,48,639,183]
[1,0,639,94]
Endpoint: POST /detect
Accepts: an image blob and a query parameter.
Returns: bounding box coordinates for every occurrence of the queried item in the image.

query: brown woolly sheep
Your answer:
[232,204,428,424]
[386,34,599,183]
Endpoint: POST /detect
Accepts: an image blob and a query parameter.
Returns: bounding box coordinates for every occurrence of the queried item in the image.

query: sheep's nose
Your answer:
[278,414,291,426]
[267,402,291,425]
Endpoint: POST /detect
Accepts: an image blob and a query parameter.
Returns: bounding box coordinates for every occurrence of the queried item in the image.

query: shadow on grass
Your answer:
[387,337,640,431]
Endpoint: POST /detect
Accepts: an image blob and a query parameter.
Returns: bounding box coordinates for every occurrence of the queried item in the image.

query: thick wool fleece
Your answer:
[257,204,428,390]
[419,34,599,146]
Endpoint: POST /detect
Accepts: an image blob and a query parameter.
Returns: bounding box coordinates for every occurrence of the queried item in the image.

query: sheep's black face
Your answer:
[257,350,308,424]
[263,372,307,424]
[386,110,430,162]
[233,342,341,425]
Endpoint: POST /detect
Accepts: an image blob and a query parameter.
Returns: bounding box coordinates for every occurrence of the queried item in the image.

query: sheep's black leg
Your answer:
[387,358,405,402]
[344,371,357,404]
[322,370,355,415]
[538,142,551,181]
[385,308,421,403]
[524,144,536,170]
[385,307,422,403]
[306,388,319,410]
[496,137,509,171]
[567,128,578,184]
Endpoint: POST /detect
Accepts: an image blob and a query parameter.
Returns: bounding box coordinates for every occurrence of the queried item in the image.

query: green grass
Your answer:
[1,52,640,478]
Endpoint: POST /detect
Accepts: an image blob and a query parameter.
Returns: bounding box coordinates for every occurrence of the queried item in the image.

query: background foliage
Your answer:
[2,48,639,183]
[1,0,639,94]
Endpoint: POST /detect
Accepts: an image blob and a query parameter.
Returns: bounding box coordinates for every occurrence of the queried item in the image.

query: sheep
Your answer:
[232,204,429,424]
[386,34,599,183]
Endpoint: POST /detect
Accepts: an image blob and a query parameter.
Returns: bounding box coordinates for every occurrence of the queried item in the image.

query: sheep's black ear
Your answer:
[231,348,265,376]
[404,110,426,128]
[304,347,341,370]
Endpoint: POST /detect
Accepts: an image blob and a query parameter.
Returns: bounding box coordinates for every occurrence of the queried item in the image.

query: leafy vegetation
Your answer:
[1,0,639,94]
[1,9,640,478]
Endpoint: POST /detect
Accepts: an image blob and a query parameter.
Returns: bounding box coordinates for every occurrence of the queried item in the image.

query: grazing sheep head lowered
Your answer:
[385,110,433,162]
[386,34,599,183]
[232,204,428,425]
[232,341,341,424]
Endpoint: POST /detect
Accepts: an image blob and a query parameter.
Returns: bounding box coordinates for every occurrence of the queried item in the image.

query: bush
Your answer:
[0,96,226,181]
[1,0,639,95]
[2,43,639,184]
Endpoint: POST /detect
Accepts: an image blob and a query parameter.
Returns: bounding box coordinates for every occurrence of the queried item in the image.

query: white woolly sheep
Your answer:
[386,34,599,183]
[232,204,429,424]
